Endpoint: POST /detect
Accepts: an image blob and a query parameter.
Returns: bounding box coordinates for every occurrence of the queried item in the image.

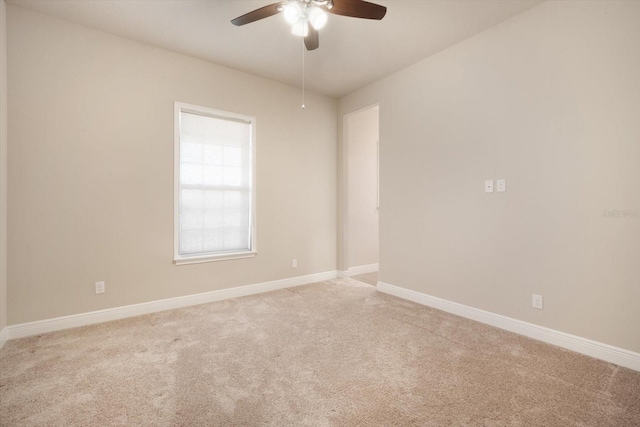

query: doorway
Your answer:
[343,104,379,286]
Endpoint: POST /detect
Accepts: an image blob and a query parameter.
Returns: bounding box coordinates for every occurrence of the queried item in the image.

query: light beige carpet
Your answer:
[350,272,378,286]
[1,279,639,426]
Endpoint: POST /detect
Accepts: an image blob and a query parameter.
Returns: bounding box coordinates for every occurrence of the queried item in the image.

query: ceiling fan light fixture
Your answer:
[231,0,386,51]
[283,2,302,24]
[291,18,309,37]
[308,6,328,30]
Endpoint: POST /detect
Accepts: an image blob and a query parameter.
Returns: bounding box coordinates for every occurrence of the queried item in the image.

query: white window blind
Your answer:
[175,103,255,262]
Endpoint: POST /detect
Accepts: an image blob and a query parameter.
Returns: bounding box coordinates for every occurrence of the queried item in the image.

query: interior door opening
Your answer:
[344,104,379,286]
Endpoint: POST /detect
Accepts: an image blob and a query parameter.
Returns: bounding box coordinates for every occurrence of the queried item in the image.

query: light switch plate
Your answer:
[484,180,494,193]
[497,179,506,192]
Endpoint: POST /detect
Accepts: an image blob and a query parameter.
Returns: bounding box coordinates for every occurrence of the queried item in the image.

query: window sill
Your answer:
[174,251,257,265]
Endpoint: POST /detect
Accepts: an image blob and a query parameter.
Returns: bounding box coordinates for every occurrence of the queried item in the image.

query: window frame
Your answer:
[173,102,257,265]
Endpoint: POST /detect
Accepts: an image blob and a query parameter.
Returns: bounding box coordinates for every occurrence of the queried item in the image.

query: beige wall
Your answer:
[0,0,7,337]
[339,1,640,353]
[7,6,337,325]
[346,106,378,269]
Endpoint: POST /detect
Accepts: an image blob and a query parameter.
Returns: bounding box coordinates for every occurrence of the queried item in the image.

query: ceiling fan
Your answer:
[231,0,387,51]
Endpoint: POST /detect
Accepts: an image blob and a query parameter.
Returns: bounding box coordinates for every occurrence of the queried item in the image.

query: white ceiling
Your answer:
[7,0,542,98]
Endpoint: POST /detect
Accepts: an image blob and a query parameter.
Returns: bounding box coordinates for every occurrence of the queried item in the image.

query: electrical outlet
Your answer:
[497,179,506,192]
[95,281,105,294]
[532,294,543,310]
[292,259,297,268]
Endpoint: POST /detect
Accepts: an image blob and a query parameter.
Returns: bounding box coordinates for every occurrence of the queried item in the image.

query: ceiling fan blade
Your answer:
[328,0,387,20]
[305,27,319,51]
[231,2,284,26]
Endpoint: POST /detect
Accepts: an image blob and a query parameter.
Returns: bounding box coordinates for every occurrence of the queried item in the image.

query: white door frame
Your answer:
[340,102,380,278]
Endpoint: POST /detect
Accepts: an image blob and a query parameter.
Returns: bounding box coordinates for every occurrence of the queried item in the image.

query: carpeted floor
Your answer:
[1,279,639,426]
[350,272,378,286]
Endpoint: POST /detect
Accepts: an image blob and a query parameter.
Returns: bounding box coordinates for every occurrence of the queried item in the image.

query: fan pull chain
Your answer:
[301,38,306,110]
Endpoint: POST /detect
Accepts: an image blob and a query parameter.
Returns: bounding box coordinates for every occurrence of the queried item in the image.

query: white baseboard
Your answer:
[341,263,378,278]
[6,270,338,341]
[377,281,640,372]
[350,263,379,276]
[0,327,7,349]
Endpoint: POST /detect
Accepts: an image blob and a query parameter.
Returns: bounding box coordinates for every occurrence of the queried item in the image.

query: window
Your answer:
[174,102,256,264]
